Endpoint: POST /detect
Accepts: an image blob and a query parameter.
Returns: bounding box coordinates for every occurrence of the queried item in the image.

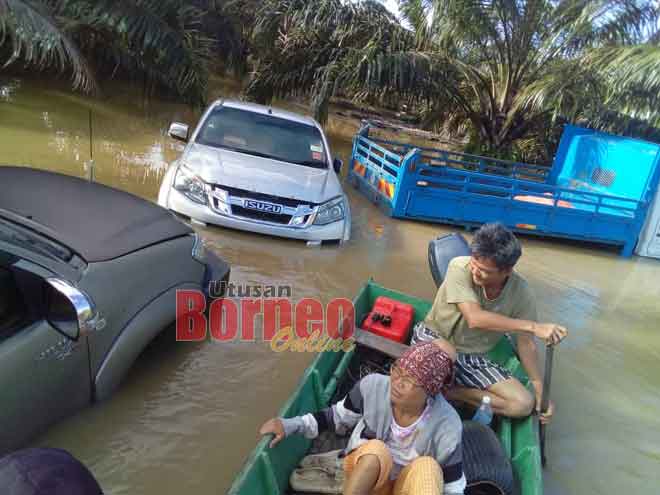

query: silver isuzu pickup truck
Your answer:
[158,100,351,245]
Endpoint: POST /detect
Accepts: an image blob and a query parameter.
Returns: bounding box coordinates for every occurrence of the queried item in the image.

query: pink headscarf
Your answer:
[397,342,455,396]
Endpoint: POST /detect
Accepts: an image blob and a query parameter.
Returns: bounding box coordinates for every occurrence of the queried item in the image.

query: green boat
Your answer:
[227,236,543,495]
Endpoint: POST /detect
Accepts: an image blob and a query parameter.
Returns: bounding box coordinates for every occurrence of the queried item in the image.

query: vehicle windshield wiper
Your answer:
[214,144,327,168]
[214,144,280,161]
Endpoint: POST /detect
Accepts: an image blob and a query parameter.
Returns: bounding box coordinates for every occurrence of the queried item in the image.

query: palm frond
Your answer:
[0,0,96,92]
[246,0,415,122]
[54,0,213,104]
[587,44,660,94]
[398,0,433,49]
[246,0,660,156]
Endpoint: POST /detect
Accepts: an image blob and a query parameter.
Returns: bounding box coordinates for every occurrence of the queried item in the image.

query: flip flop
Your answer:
[299,449,343,470]
[289,466,345,494]
[290,450,345,494]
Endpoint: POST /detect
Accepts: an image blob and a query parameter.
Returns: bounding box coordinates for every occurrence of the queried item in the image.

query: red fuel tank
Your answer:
[362,296,415,343]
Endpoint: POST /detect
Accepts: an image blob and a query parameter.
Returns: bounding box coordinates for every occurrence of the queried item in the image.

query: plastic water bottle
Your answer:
[472,396,493,425]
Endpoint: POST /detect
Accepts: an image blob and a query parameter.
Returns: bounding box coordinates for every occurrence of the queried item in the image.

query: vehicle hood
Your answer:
[0,166,192,263]
[182,143,344,204]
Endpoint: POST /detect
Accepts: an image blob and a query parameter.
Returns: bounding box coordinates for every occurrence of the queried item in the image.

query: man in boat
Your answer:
[412,222,567,423]
[259,342,466,495]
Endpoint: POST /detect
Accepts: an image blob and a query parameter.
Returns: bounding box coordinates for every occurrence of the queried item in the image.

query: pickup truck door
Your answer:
[0,259,91,455]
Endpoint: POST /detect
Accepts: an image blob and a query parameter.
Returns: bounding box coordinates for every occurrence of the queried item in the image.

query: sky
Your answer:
[378,0,400,16]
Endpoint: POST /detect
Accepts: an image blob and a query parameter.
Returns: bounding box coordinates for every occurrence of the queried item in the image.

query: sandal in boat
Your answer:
[290,450,345,494]
[299,449,343,470]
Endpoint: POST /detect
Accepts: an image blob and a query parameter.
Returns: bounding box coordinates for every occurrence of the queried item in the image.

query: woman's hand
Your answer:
[259,418,285,448]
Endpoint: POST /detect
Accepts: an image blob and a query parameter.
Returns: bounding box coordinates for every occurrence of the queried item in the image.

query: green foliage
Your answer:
[3,0,660,157]
[207,0,261,78]
[1,0,214,104]
[246,0,415,124]
[0,0,95,92]
[246,0,660,161]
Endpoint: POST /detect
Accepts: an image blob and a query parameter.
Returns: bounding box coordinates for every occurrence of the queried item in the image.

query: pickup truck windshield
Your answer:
[0,217,72,262]
[196,107,328,169]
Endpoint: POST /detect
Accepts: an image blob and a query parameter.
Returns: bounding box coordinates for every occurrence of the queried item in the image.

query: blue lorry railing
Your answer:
[368,136,551,182]
[351,135,404,206]
[354,135,402,179]
[414,166,641,215]
[348,125,660,256]
[350,134,551,208]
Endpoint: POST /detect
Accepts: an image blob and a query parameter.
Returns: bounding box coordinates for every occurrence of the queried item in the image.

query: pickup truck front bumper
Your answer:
[163,187,350,244]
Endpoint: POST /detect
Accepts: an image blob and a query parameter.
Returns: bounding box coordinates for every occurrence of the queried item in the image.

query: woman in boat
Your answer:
[258,341,467,495]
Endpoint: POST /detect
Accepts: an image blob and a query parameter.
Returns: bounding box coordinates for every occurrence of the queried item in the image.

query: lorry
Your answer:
[348,123,660,257]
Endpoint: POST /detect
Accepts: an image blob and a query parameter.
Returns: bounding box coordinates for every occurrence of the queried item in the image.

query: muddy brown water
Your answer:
[2,77,660,495]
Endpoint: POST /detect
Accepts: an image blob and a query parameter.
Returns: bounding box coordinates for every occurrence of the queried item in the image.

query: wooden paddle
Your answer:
[539,344,555,468]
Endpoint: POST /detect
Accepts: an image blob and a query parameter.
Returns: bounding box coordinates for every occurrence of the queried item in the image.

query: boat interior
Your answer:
[286,334,510,495]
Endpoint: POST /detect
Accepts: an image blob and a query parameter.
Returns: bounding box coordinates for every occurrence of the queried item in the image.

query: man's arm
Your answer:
[517,334,542,384]
[441,260,565,345]
[457,301,566,345]
[517,334,555,424]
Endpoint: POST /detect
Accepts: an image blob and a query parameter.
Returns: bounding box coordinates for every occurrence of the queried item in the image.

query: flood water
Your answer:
[2,77,660,495]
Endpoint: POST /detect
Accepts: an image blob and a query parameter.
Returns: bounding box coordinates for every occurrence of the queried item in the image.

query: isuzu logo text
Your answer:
[243,200,283,214]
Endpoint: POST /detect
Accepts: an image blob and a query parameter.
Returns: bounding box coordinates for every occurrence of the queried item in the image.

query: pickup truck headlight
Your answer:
[174,165,208,205]
[313,197,345,225]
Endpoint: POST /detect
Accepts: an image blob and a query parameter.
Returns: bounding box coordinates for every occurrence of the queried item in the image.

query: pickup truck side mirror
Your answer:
[46,278,100,341]
[168,122,189,142]
[333,158,343,174]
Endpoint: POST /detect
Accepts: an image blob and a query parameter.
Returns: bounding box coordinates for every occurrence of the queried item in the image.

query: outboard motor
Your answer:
[428,232,471,287]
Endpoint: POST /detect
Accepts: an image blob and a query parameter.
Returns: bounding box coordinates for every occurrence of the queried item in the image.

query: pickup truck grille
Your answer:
[210,184,316,226]
[231,205,293,224]
[220,185,317,208]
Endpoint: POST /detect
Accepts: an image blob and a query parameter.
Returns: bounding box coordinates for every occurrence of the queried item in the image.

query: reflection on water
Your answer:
[0,77,203,199]
[0,78,21,102]
[2,78,660,495]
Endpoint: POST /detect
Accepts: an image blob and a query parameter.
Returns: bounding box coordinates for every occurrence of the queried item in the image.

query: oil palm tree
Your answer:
[0,0,215,104]
[201,0,261,79]
[247,0,660,161]
[0,0,95,92]
[246,0,416,125]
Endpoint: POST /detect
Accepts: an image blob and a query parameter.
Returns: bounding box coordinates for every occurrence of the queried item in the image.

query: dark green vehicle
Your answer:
[0,166,230,455]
